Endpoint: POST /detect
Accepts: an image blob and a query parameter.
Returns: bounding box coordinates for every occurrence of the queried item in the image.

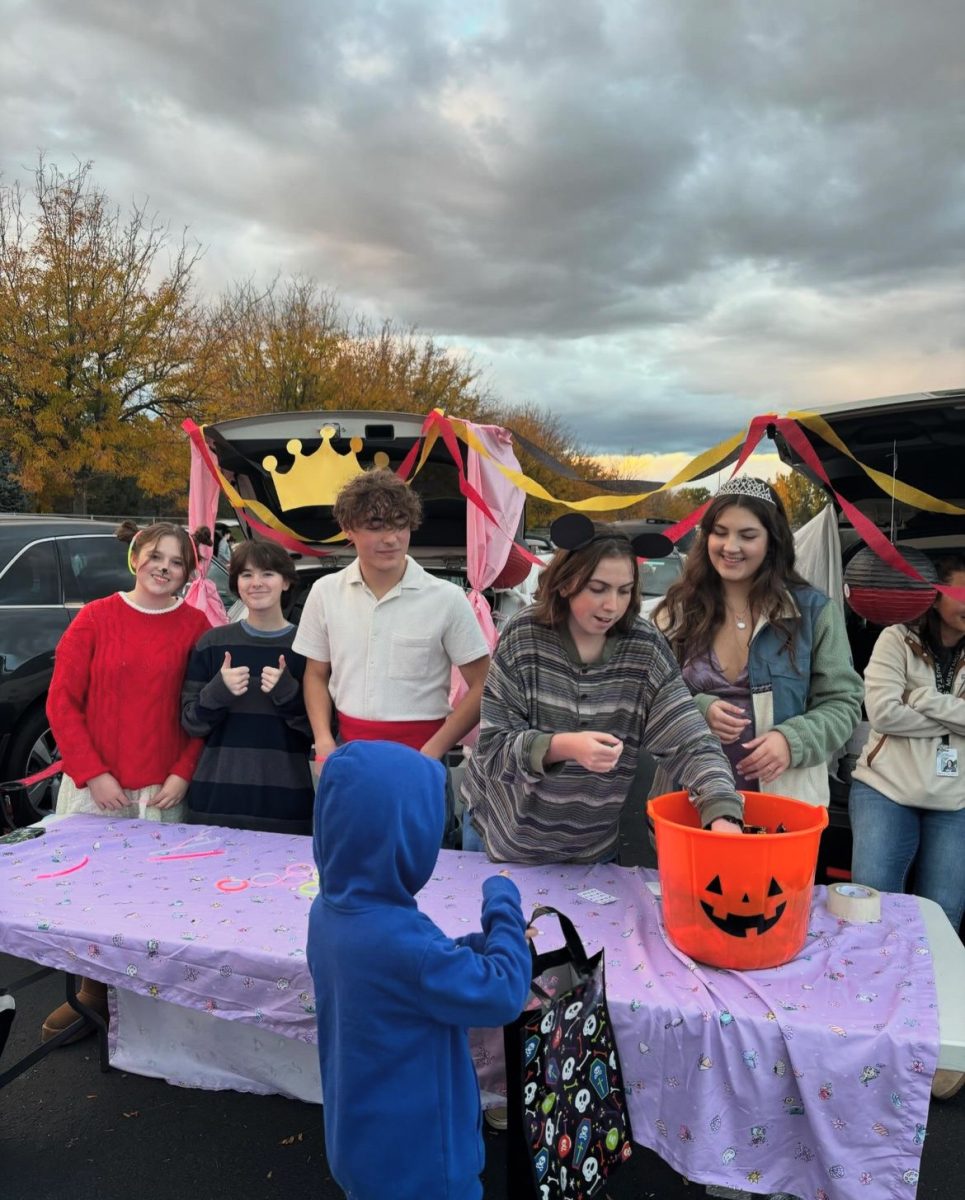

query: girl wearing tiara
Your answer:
[651,477,862,804]
[42,521,212,1043]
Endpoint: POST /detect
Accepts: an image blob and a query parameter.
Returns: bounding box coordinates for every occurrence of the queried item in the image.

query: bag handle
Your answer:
[527,904,592,999]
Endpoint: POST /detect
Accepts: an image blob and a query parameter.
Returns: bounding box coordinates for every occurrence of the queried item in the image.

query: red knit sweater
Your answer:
[47,593,212,789]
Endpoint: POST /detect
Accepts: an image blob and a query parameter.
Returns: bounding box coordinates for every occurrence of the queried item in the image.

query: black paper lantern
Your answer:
[843,546,937,625]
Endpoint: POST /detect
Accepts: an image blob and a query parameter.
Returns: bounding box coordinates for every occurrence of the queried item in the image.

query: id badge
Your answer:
[936,746,959,778]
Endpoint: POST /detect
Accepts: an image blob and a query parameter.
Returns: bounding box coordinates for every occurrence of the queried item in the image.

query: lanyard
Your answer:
[933,654,960,696]
[932,651,963,749]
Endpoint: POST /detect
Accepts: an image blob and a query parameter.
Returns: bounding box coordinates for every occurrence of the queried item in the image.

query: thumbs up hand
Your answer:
[261,654,287,694]
[220,651,250,696]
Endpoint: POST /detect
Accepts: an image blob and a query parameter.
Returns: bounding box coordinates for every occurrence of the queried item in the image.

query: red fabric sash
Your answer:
[336,712,445,752]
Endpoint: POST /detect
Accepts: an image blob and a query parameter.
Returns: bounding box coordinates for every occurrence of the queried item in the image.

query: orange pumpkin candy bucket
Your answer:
[647,790,828,970]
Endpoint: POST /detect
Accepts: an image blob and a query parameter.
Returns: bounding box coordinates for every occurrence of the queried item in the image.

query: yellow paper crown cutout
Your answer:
[262,425,390,511]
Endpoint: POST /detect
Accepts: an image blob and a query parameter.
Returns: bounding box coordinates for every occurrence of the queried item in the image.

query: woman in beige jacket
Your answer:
[849,555,965,932]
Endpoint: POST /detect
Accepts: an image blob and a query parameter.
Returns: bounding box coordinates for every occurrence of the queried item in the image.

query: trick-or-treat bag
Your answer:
[504,905,632,1200]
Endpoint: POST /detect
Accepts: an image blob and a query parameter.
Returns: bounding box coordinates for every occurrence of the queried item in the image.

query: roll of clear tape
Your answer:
[827,882,882,923]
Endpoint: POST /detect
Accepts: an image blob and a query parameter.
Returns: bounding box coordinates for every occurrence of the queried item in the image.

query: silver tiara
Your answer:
[716,476,776,505]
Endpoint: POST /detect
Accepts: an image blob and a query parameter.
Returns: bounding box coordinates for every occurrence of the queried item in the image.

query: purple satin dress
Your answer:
[682,648,758,791]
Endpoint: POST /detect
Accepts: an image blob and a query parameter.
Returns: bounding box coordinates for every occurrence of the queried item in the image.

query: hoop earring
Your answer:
[127,543,137,575]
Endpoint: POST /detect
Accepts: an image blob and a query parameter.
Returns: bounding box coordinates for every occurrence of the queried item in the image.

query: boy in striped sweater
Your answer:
[181,541,314,834]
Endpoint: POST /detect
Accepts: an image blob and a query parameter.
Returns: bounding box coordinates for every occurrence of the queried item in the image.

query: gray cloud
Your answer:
[2,0,964,453]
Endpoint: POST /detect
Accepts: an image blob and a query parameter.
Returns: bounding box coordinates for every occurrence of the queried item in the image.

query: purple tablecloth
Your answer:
[0,816,938,1199]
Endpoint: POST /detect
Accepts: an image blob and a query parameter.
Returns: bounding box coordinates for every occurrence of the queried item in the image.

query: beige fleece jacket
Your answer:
[852,623,965,811]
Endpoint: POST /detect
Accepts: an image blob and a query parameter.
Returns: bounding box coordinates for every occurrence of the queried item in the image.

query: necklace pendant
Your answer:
[735,617,747,630]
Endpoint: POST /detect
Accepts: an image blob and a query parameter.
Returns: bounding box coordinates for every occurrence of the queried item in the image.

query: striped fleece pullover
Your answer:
[181,623,314,835]
[462,609,743,864]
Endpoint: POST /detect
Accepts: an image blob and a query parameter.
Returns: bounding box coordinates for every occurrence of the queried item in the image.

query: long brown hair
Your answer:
[653,489,809,666]
[917,555,965,649]
[532,531,641,635]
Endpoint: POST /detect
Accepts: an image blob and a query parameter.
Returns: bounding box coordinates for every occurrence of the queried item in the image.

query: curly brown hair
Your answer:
[332,468,422,531]
[531,531,641,634]
[653,487,809,667]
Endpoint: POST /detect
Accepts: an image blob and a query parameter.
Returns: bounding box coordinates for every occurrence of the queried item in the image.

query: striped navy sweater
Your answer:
[462,609,743,864]
[181,623,314,834]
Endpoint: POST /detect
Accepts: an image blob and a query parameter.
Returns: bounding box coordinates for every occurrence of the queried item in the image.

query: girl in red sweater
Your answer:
[43,521,211,1041]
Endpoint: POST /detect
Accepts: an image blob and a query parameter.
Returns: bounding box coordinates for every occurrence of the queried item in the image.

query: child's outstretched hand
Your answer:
[220,651,250,696]
[261,654,287,694]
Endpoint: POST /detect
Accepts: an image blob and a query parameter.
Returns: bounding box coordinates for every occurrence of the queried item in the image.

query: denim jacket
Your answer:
[654,586,863,806]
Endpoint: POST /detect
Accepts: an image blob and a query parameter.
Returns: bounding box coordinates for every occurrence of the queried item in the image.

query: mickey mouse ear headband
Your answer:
[550,513,674,559]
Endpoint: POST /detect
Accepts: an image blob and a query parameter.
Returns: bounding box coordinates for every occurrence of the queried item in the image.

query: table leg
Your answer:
[0,969,111,1089]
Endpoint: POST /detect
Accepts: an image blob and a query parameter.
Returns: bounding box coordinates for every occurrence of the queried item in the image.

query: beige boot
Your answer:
[931,1068,965,1101]
[41,978,108,1045]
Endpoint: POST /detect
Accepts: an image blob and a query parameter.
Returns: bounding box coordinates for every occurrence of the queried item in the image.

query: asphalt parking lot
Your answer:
[1,773,962,1200]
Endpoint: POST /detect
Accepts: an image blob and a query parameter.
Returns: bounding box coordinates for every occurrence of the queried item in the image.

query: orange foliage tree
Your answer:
[772,471,828,529]
[0,158,210,511]
[202,277,494,424]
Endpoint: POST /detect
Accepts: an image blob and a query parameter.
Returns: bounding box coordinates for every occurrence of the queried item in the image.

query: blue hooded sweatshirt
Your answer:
[307,741,532,1200]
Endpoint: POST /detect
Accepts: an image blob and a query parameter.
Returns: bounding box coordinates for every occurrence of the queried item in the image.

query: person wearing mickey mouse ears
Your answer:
[461,514,744,865]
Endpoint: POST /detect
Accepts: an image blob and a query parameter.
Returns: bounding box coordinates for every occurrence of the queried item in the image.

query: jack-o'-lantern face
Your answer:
[699,874,786,938]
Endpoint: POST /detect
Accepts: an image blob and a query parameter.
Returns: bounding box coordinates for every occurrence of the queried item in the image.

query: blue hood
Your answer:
[312,741,446,910]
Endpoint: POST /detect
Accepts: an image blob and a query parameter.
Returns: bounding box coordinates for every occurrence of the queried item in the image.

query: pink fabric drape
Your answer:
[184,435,229,627]
[449,423,526,739]
[465,422,527,643]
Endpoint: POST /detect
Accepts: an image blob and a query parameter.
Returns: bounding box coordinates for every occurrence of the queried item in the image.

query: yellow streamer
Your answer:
[199,426,346,544]
[441,412,750,511]
[790,411,965,516]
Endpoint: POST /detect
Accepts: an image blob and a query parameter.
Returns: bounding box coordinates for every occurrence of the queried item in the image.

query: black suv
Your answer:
[0,516,133,826]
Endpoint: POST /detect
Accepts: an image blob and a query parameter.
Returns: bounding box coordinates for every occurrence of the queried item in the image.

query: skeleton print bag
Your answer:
[504,906,632,1200]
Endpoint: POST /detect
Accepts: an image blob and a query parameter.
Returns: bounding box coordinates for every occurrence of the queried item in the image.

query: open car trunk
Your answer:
[772,388,965,551]
[205,410,526,572]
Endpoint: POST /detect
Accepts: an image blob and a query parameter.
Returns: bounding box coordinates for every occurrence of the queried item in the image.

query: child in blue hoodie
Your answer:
[307,740,532,1200]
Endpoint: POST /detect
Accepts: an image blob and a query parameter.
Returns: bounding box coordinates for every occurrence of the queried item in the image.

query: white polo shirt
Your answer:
[292,557,489,721]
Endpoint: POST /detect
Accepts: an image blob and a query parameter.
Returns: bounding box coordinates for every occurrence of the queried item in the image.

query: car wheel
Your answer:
[5,706,61,827]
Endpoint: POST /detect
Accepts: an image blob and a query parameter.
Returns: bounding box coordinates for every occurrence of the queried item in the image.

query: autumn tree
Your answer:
[484,401,633,528]
[203,277,493,424]
[0,158,210,511]
[772,470,828,529]
[0,449,28,511]
[200,283,636,526]
[623,484,712,523]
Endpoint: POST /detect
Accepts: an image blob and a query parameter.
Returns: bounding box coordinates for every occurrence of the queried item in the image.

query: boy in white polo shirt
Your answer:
[292,468,490,844]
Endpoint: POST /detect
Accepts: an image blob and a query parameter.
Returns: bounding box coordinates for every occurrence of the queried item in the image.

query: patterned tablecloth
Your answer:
[0,816,938,1199]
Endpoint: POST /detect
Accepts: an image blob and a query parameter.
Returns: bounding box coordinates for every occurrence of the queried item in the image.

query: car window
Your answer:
[58,536,131,603]
[206,557,236,611]
[639,555,683,598]
[0,539,61,605]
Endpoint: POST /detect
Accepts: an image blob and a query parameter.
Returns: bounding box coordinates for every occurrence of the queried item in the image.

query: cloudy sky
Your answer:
[3,0,965,473]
